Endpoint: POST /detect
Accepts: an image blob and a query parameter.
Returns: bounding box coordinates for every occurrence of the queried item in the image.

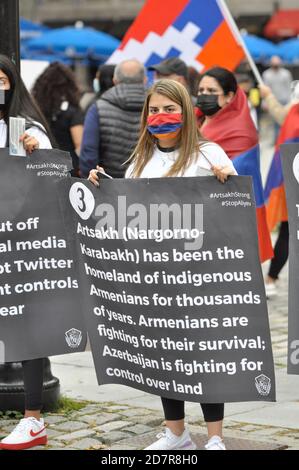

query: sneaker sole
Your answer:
[146,441,197,451]
[0,436,47,450]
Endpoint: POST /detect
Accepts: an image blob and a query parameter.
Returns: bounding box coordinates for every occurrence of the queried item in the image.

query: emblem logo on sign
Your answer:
[255,374,271,396]
[65,328,82,349]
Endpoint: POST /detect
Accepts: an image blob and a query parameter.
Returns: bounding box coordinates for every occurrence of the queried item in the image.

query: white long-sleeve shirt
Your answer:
[0,119,52,149]
[125,142,237,178]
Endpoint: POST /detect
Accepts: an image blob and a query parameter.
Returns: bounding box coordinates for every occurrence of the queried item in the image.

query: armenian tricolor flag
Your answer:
[201,87,273,263]
[264,104,299,231]
[107,0,245,72]
[147,113,183,139]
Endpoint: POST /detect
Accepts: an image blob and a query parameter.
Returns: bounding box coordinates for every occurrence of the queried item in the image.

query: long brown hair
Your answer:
[31,62,81,122]
[129,79,205,177]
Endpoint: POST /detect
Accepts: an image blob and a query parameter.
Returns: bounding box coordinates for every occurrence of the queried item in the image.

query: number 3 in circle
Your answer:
[69,182,95,220]
[77,187,86,213]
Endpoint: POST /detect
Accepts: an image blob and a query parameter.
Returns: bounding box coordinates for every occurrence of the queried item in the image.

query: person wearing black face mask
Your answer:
[0,54,54,451]
[196,94,222,116]
[195,67,273,266]
[196,68,235,120]
[196,67,257,156]
[0,54,53,152]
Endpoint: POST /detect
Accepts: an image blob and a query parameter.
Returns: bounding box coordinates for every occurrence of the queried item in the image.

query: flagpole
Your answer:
[217,0,264,85]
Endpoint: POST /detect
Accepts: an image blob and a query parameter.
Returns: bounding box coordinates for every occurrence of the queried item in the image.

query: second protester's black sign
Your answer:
[0,149,87,362]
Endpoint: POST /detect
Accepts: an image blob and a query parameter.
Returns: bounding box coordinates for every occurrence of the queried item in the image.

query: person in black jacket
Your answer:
[32,62,84,177]
[80,59,147,178]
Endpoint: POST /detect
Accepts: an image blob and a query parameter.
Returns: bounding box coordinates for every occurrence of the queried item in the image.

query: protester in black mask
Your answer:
[0,55,53,151]
[196,67,235,118]
[195,67,256,157]
[195,67,273,266]
[0,54,53,451]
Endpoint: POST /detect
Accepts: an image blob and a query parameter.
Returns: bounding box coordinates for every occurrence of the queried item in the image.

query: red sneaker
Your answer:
[0,417,47,450]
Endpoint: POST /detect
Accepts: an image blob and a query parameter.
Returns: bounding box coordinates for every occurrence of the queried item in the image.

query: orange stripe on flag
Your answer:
[256,207,274,263]
[266,186,288,232]
[196,21,245,71]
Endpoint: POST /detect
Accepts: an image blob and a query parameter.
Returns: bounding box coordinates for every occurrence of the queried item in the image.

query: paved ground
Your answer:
[1,118,299,450]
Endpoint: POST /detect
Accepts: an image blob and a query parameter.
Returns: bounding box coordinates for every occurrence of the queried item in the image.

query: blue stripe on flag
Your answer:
[148,123,182,134]
[174,0,223,45]
[232,145,264,208]
[264,137,299,201]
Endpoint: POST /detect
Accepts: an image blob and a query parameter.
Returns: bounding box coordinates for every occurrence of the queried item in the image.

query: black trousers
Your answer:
[21,358,44,411]
[161,397,224,422]
[268,221,289,280]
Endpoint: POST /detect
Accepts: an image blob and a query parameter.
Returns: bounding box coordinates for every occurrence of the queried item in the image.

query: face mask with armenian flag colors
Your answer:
[147,113,183,140]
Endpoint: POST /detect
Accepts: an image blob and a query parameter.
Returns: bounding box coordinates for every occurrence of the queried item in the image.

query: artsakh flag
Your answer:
[201,88,273,263]
[264,105,299,232]
[107,0,245,72]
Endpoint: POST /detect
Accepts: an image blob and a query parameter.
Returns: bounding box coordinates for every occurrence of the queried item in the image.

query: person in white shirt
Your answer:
[88,79,236,451]
[262,56,293,106]
[262,56,293,140]
[0,54,52,451]
[0,56,52,152]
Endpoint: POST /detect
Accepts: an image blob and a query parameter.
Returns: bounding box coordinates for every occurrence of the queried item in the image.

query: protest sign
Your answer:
[0,149,86,362]
[60,175,275,402]
[281,143,299,374]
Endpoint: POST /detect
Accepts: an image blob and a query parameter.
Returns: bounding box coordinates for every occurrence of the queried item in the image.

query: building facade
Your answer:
[21,0,299,22]
[19,0,299,39]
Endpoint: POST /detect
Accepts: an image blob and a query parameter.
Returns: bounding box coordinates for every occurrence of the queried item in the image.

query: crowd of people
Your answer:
[0,50,298,451]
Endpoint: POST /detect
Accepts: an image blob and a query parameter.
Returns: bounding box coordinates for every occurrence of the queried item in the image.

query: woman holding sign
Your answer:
[88,79,236,451]
[0,55,53,450]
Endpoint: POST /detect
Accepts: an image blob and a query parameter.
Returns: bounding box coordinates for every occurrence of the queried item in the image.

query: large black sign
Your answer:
[281,143,299,374]
[60,175,275,403]
[0,149,86,362]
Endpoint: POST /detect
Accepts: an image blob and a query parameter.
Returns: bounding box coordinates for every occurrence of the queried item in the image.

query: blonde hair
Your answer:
[128,79,204,177]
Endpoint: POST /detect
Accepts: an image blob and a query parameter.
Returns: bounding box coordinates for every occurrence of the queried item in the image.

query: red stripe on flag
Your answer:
[256,206,274,263]
[196,20,245,71]
[120,0,190,49]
